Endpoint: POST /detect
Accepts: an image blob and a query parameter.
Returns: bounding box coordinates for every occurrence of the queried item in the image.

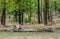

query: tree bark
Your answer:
[38,0,41,24]
[18,9,22,25]
[44,0,48,25]
[1,7,6,26]
[21,9,24,25]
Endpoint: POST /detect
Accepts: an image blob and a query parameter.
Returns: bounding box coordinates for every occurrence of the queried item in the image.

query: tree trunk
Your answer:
[21,9,24,25]
[38,0,41,24]
[18,9,22,25]
[44,0,48,25]
[1,7,6,26]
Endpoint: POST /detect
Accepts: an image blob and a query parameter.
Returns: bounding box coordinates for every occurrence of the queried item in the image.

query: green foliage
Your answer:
[0,0,60,22]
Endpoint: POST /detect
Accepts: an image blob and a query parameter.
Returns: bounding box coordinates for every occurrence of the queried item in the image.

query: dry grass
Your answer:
[0,31,60,39]
[0,23,60,31]
[21,23,60,31]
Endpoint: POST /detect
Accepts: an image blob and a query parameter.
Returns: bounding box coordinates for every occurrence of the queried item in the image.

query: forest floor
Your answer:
[0,21,60,39]
[0,31,60,39]
[0,14,60,39]
[0,14,60,32]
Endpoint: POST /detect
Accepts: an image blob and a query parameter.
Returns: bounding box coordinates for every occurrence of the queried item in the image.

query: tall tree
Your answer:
[18,9,22,25]
[44,0,48,25]
[17,0,22,25]
[21,9,24,25]
[1,0,6,26]
[38,0,41,24]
